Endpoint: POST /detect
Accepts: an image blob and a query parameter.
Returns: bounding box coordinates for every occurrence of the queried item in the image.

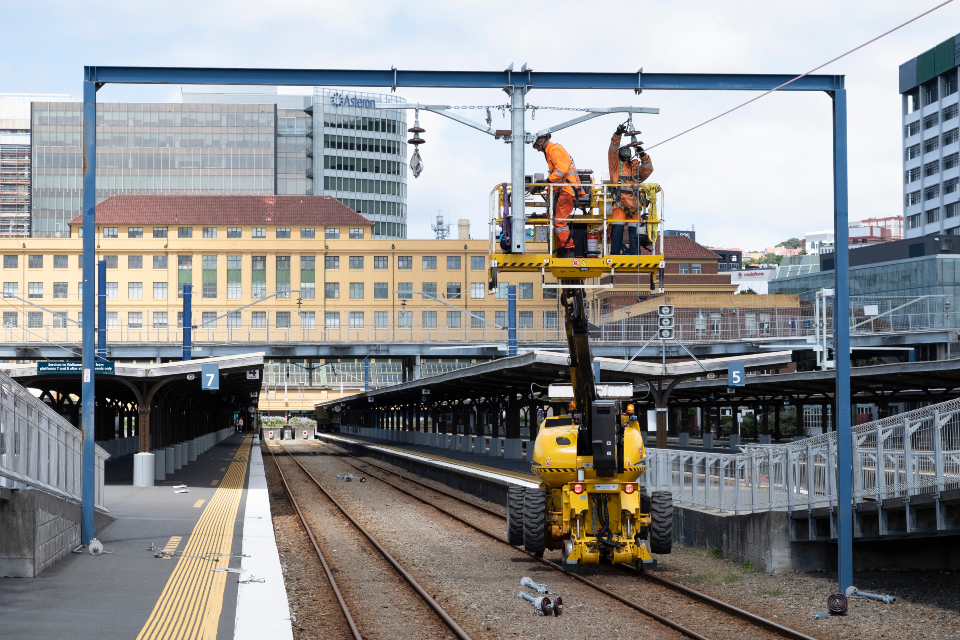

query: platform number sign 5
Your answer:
[727,361,745,387]
[201,363,220,390]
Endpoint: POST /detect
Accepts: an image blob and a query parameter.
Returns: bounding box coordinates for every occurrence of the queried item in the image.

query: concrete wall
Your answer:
[0,489,114,578]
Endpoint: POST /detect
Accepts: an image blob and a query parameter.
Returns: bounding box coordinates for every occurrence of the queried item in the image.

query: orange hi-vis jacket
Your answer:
[608,133,654,222]
[544,141,583,197]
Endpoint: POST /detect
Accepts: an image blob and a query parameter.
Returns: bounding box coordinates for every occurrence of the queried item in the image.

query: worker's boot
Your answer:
[557,247,575,259]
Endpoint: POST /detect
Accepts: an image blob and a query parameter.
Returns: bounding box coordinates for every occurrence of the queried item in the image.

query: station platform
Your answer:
[0,433,293,640]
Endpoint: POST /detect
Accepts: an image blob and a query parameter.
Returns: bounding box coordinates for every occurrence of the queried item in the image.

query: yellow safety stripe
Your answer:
[136,436,251,640]
[535,468,577,473]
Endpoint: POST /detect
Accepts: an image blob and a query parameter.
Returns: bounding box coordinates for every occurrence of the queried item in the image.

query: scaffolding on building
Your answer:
[0,144,31,237]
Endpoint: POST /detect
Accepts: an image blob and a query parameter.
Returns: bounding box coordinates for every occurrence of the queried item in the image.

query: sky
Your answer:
[2,0,959,250]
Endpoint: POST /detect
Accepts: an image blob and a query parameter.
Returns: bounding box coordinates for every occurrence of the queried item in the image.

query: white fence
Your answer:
[0,371,109,509]
[642,396,960,514]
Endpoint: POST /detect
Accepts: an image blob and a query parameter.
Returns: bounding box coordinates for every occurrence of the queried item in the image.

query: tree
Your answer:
[736,288,759,295]
[777,238,802,249]
[763,253,783,265]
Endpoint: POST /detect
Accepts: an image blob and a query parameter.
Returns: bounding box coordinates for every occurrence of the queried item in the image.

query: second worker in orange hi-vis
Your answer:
[608,123,654,255]
[533,133,584,259]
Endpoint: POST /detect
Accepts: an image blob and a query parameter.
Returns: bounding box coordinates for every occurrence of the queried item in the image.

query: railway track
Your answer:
[305,438,819,640]
[266,442,474,640]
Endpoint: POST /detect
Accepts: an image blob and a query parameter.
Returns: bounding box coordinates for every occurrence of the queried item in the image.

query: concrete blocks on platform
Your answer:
[759,434,772,445]
[449,434,460,451]
[678,433,689,448]
[133,453,155,487]
[488,437,502,457]
[152,449,166,482]
[503,438,523,460]
[461,435,473,453]
[188,439,198,462]
[165,446,175,474]
[729,434,740,452]
[175,443,184,470]
[702,433,714,450]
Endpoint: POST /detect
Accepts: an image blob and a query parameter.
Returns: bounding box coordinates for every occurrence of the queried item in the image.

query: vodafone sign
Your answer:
[732,269,776,282]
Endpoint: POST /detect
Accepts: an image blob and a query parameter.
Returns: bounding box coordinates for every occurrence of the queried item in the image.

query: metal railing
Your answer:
[643,396,960,514]
[262,360,480,389]
[0,370,109,509]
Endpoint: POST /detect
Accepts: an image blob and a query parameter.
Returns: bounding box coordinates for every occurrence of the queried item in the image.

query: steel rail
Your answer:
[266,443,362,640]
[312,439,818,640]
[275,442,474,640]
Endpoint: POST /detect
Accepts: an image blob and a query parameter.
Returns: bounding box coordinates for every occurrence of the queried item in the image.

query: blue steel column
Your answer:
[364,358,370,392]
[182,284,192,361]
[832,88,853,593]
[97,260,106,360]
[81,80,97,544]
[508,284,517,357]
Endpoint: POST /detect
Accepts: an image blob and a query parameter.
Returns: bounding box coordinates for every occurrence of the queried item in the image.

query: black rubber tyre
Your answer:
[650,490,673,554]
[507,486,526,546]
[523,489,547,557]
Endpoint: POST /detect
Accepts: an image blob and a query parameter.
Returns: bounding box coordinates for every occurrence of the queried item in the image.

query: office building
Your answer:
[0,94,72,236]
[900,34,960,238]
[708,247,743,272]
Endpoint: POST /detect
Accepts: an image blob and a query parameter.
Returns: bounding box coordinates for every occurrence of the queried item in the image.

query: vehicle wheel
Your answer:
[523,488,547,557]
[507,486,526,545]
[650,491,673,554]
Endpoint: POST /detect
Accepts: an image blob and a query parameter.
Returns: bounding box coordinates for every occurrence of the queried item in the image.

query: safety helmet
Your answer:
[534,133,552,150]
[618,146,633,162]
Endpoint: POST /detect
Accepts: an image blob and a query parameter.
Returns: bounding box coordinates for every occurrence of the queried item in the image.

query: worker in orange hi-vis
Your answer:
[533,133,584,259]
[608,123,654,255]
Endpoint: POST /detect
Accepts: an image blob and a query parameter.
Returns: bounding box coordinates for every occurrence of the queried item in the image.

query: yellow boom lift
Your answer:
[488,173,674,570]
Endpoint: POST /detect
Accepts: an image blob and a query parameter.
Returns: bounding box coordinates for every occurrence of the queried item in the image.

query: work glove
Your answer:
[615,124,627,136]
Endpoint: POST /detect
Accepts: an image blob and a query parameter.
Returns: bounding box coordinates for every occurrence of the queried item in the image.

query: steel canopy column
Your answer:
[182,284,192,361]
[833,88,853,594]
[97,260,107,360]
[508,284,517,356]
[508,85,526,254]
[81,79,97,545]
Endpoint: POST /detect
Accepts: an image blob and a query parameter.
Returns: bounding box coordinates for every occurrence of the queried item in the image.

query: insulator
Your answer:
[407,137,426,145]
[408,126,425,134]
[827,593,848,615]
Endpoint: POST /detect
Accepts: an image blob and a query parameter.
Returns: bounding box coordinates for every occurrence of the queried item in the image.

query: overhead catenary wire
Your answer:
[645,0,956,151]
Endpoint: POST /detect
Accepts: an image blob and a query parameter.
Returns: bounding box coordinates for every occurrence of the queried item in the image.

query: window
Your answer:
[398,311,412,328]
[495,310,507,327]
[276,227,291,239]
[924,113,940,130]
[349,311,364,328]
[103,227,118,238]
[519,310,534,328]
[422,256,437,270]
[422,282,437,298]
[907,190,922,206]
[301,311,316,329]
[325,282,340,299]
[946,153,960,170]
[925,81,939,105]
[906,143,921,160]
[251,312,267,328]
[446,256,461,270]
[325,256,339,269]
[374,282,389,299]
[925,137,940,154]
[397,282,412,299]
[153,282,168,299]
[227,311,241,328]
[325,312,340,328]
[948,202,960,219]
[53,282,67,299]
[106,312,118,329]
[153,255,169,270]
[1,311,15,327]
[128,255,143,269]
[447,311,462,328]
[543,287,557,300]
[28,255,42,269]
[908,213,922,229]
[128,227,143,238]
[710,313,721,333]
[128,282,143,299]
[374,256,389,269]
[178,227,193,238]
[153,227,168,239]
[300,228,315,239]
[252,227,266,238]
[2,255,15,269]
[349,282,364,299]
[276,312,291,328]
[77,282,81,299]
[925,184,941,201]
[53,312,67,329]
[227,255,242,299]
[518,282,533,299]
[946,104,959,121]
[495,283,508,299]
[947,178,960,195]
[104,255,118,269]
[374,311,389,328]
[251,255,266,299]
[200,312,217,328]
[27,311,42,328]
[441,281,460,300]
[691,263,702,274]
[276,256,290,298]
[925,160,940,177]
[227,227,241,238]
[927,208,940,224]
[28,282,42,299]
[153,312,168,328]
[470,256,484,270]
[544,310,559,328]
[202,255,217,298]
[122,312,141,328]
[906,167,921,183]
[105,282,118,299]
[471,282,485,299]
[349,256,364,269]
[54,255,68,269]
[349,228,364,239]
[945,128,960,146]
[203,227,217,239]
[471,311,486,328]
[947,75,958,97]
[2,282,16,298]
[398,256,412,269]
[422,311,437,328]
[325,228,340,239]
[678,263,690,274]
[905,121,920,137]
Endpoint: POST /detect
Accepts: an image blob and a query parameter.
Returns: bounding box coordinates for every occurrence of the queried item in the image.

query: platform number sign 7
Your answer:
[201,363,220,390]
[727,361,745,387]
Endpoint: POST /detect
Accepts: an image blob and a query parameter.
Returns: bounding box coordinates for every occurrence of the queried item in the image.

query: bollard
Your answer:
[153,449,166,482]
[188,439,198,462]
[165,446,175,474]
[702,433,714,450]
[133,452,155,487]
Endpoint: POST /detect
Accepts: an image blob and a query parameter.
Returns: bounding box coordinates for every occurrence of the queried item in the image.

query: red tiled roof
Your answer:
[69,195,373,226]
[643,235,721,260]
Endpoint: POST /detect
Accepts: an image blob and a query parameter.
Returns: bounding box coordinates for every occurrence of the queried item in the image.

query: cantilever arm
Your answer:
[530,107,660,140]
[374,102,498,137]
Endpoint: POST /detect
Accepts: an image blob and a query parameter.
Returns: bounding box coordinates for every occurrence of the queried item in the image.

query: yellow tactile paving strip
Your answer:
[136,436,251,640]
